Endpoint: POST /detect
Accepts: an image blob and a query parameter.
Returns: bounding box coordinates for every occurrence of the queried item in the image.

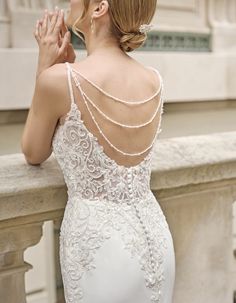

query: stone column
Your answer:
[0,0,10,47]
[208,0,236,51]
[0,222,44,303]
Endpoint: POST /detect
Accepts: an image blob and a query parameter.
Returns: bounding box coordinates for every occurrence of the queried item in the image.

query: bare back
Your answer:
[58,58,163,168]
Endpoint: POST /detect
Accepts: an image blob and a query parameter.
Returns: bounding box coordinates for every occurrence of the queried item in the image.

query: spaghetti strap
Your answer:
[65,62,75,106]
[147,66,163,95]
[147,65,165,111]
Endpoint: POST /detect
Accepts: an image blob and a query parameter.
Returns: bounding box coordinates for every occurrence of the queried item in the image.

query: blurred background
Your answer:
[0,0,236,302]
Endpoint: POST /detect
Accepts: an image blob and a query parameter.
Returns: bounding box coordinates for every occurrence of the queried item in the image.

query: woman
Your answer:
[21,0,175,302]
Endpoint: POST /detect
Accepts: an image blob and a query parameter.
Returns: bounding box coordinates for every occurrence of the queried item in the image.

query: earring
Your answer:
[90,17,95,34]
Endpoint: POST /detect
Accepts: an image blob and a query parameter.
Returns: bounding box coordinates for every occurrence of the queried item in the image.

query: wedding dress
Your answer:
[52,62,175,303]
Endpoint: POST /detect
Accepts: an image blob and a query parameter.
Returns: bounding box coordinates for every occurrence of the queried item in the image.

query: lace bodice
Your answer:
[52,62,164,204]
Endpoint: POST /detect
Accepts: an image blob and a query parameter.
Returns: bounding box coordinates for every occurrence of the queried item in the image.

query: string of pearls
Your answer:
[68,63,164,157]
[71,67,162,105]
[71,71,163,129]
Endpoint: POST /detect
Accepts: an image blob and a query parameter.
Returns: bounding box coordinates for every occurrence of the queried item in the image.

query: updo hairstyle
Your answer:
[72,0,157,52]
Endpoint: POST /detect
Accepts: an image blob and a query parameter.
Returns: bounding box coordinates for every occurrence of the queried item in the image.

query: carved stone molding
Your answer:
[0,223,44,303]
[207,0,236,51]
[155,0,208,32]
[208,0,236,25]
[71,30,211,52]
[0,0,10,47]
[141,31,211,52]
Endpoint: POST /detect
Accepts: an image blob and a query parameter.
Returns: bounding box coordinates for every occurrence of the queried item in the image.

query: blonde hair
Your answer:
[72,0,157,52]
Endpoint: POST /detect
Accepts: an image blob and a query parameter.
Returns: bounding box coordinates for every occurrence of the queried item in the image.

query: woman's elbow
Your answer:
[22,151,41,166]
[21,143,41,166]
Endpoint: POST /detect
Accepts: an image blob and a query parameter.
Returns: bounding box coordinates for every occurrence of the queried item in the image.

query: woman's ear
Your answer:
[93,0,109,19]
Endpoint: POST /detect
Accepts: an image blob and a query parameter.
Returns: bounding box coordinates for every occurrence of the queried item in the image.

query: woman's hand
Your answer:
[55,10,76,64]
[34,7,76,79]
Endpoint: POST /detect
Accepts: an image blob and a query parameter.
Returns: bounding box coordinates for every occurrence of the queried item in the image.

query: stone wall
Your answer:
[1,0,236,110]
[1,0,236,50]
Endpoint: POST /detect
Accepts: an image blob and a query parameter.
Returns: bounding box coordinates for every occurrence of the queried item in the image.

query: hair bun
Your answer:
[120,32,147,52]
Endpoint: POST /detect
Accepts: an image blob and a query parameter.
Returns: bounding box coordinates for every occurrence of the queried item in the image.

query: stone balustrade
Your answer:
[0,131,236,303]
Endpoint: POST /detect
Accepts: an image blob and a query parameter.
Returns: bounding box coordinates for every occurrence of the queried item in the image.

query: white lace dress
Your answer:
[52,62,175,303]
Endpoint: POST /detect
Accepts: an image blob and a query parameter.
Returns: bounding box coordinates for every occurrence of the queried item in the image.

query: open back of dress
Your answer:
[52,62,176,303]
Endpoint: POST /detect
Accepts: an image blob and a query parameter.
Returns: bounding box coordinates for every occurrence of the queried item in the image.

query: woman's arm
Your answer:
[21,7,75,165]
[21,68,63,165]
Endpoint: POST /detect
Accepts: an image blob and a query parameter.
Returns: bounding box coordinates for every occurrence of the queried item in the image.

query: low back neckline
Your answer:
[58,62,164,167]
[56,102,156,170]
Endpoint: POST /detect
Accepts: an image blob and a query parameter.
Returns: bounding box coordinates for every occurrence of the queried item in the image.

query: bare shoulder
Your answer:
[37,63,67,91]
[35,63,70,116]
[135,60,162,89]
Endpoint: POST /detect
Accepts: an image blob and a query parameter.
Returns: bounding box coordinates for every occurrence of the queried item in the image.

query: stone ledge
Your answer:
[0,109,28,124]
[151,131,236,191]
[0,131,236,225]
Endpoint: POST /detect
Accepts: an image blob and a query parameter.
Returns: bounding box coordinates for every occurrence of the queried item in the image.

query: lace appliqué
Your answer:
[52,102,155,203]
[59,196,169,303]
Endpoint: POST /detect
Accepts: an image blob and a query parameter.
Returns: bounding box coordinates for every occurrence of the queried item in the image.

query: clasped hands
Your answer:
[34,7,76,79]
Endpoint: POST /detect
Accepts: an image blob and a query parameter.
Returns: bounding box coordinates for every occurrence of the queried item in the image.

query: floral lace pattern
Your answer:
[52,64,172,303]
[53,102,155,204]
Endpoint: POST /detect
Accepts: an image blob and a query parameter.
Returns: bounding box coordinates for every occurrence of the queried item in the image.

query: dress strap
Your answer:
[147,66,165,112]
[147,66,163,95]
[65,62,76,106]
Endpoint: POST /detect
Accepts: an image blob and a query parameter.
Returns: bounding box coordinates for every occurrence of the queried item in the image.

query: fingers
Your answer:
[54,9,64,37]
[60,9,70,49]
[61,11,68,38]
[35,7,66,38]
[41,9,49,36]
[34,20,40,43]
[58,31,63,47]
[67,43,77,63]
[58,31,71,57]
[34,6,70,64]
[48,11,53,22]
[38,18,43,38]
[48,7,59,34]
